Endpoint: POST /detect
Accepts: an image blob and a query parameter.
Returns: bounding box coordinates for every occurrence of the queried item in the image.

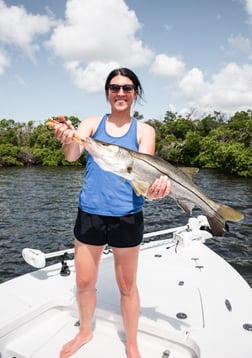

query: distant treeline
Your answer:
[0,110,251,177]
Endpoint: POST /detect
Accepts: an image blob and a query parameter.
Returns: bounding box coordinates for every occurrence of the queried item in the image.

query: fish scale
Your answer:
[84,136,244,237]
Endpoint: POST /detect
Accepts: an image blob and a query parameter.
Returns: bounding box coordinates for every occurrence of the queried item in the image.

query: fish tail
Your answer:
[207,204,244,236]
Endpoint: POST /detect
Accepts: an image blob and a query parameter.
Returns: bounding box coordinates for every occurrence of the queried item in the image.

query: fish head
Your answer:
[85,137,134,178]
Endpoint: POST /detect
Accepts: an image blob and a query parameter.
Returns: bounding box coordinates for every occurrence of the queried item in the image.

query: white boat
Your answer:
[0,215,251,358]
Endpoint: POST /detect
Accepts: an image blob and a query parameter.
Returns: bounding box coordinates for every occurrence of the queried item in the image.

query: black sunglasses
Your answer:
[107,84,135,93]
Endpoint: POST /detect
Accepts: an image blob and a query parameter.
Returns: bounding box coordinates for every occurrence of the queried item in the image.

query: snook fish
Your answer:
[85,137,244,236]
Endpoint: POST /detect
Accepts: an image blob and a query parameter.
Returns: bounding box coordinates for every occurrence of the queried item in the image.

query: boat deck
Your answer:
[0,236,252,357]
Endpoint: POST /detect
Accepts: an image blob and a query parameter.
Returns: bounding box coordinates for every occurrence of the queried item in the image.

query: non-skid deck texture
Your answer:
[1,239,252,357]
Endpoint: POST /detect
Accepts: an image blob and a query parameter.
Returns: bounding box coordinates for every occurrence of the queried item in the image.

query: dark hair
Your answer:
[105,67,144,102]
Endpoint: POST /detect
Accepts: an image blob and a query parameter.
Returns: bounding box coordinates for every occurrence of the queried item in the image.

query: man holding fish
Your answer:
[52,68,171,358]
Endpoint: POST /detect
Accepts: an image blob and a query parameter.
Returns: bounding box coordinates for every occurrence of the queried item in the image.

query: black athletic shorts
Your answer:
[74,209,144,248]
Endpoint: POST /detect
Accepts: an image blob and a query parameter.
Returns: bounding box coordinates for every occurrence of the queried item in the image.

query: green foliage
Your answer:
[0,117,85,168]
[156,109,252,177]
[182,131,202,163]
[0,144,23,166]
[194,115,219,136]
[133,111,144,120]
[0,110,251,177]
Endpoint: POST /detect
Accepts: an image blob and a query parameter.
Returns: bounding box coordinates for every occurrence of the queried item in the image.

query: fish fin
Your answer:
[131,180,149,196]
[218,204,244,222]
[179,167,199,179]
[207,204,244,236]
[206,215,226,237]
[176,199,195,215]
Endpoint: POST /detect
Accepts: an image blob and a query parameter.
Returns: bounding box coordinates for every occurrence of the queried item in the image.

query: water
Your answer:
[0,167,252,286]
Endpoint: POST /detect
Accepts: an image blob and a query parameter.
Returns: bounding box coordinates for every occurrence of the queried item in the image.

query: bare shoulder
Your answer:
[137,121,155,136]
[137,121,156,154]
[77,116,102,137]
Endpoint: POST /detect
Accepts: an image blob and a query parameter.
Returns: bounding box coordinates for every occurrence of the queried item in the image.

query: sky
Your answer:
[1,0,252,124]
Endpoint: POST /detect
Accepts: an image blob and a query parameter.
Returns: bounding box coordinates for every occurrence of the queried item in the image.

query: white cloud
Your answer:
[47,0,153,65]
[0,0,54,60]
[64,60,119,91]
[0,50,10,75]
[179,62,252,112]
[244,0,252,25]
[150,54,185,77]
[245,0,252,15]
[228,34,251,53]
[47,0,153,91]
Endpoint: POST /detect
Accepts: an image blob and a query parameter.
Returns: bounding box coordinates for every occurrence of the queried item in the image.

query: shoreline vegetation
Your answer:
[0,110,251,177]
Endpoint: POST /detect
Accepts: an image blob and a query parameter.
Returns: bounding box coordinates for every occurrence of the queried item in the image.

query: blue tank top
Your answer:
[78,114,144,216]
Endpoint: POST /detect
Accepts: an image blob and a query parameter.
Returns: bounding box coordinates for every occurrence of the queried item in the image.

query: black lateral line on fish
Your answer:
[131,151,218,214]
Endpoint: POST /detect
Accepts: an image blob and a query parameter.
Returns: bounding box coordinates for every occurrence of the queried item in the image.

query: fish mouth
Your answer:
[85,137,91,144]
[85,137,114,158]
[85,137,96,146]
[85,137,97,154]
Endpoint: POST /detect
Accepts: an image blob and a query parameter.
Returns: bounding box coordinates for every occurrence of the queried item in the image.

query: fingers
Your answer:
[147,175,171,200]
[58,116,74,129]
[54,117,75,144]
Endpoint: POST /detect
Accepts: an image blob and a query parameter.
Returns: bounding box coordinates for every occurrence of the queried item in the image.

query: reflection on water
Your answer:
[0,167,251,286]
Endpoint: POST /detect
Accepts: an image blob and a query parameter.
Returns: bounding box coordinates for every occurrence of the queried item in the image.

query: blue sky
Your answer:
[1,0,252,123]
